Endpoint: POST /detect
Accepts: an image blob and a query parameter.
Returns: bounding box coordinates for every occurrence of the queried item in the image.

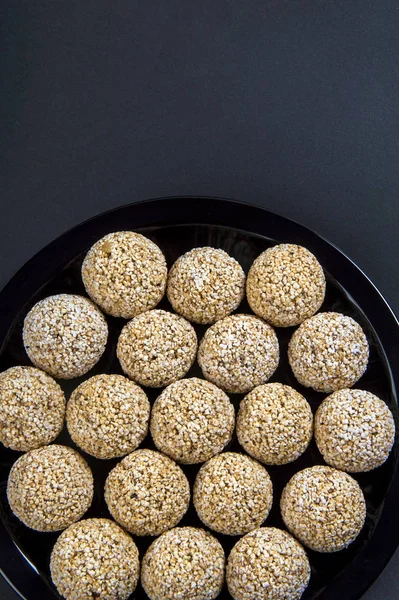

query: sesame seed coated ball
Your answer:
[315,389,395,473]
[280,465,366,553]
[81,231,167,319]
[66,374,150,459]
[246,244,325,327]
[193,452,273,536]
[150,377,235,464]
[50,518,140,600]
[141,527,225,600]
[23,294,108,379]
[104,449,190,536]
[117,309,197,388]
[0,366,66,451]
[288,312,369,393]
[7,444,93,532]
[237,383,313,465]
[198,314,279,394]
[167,247,245,324]
[226,527,311,600]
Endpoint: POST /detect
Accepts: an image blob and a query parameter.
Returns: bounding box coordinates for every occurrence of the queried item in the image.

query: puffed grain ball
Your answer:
[288,312,369,393]
[82,231,167,318]
[141,527,225,600]
[315,388,395,473]
[150,377,235,464]
[227,527,311,600]
[247,244,325,327]
[193,452,273,536]
[167,247,245,324]
[281,465,366,553]
[117,309,197,388]
[23,294,108,379]
[67,374,150,459]
[104,449,190,536]
[7,444,93,532]
[198,314,279,394]
[237,383,313,465]
[0,366,66,451]
[50,518,140,600]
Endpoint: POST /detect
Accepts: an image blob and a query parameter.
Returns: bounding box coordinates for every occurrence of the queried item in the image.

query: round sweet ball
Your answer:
[315,389,395,473]
[150,377,235,464]
[227,527,311,600]
[7,444,93,532]
[193,452,273,536]
[82,231,167,319]
[23,294,108,379]
[167,247,245,324]
[246,244,325,327]
[0,366,66,451]
[198,314,279,394]
[117,309,197,388]
[281,465,366,553]
[104,449,190,536]
[67,374,150,459]
[141,527,225,600]
[288,312,369,393]
[237,383,313,465]
[50,518,140,600]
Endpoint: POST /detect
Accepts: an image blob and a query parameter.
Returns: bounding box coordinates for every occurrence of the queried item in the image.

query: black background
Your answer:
[0,1,398,599]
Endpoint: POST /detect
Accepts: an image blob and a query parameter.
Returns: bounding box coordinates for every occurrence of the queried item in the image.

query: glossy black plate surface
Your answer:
[0,197,398,600]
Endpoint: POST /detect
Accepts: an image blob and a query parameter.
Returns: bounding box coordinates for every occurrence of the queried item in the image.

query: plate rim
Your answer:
[0,195,398,600]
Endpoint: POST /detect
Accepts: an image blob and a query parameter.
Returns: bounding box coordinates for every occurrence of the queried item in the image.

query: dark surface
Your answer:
[1,2,399,599]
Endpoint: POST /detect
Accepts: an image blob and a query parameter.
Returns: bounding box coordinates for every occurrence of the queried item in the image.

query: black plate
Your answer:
[0,197,398,600]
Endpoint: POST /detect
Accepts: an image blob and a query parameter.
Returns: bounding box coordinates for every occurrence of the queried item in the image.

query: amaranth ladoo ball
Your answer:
[50,518,140,600]
[227,527,311,600]
[117,309,197,388]
[288,312,369,393]
[281,465,366,552]
[141,527,225,600]
[167,246,245,324]
[0,366,66,451]
[82,231,167,319]
[23,294,108,379]
[315,388,395,472]
[198,314,279,394]
[237,383,313,465]
[7,444,93,532]
[246,243,325,327]
[67,374,150,459]
[193,452,273,536]
[104,449,190,536]
[150,377,235,464]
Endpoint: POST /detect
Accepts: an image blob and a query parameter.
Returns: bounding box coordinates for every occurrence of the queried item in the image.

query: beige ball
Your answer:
[141,527,225,600]
[117,310,197,387]
[193,452,273,536]
[7,445,93,532]
[281,465,366,553]
[315,388,395,472]
[198,314,279,394]
[50,518,140,600]
[23,294,108,379]
[0,366,65,451]
[67,374,150,459]
[246,243,325,327]
[167,246,245,324]
[227,527,311,600]
[82,231,167,318]
[288,312,369,392]
[237,383,313,465]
